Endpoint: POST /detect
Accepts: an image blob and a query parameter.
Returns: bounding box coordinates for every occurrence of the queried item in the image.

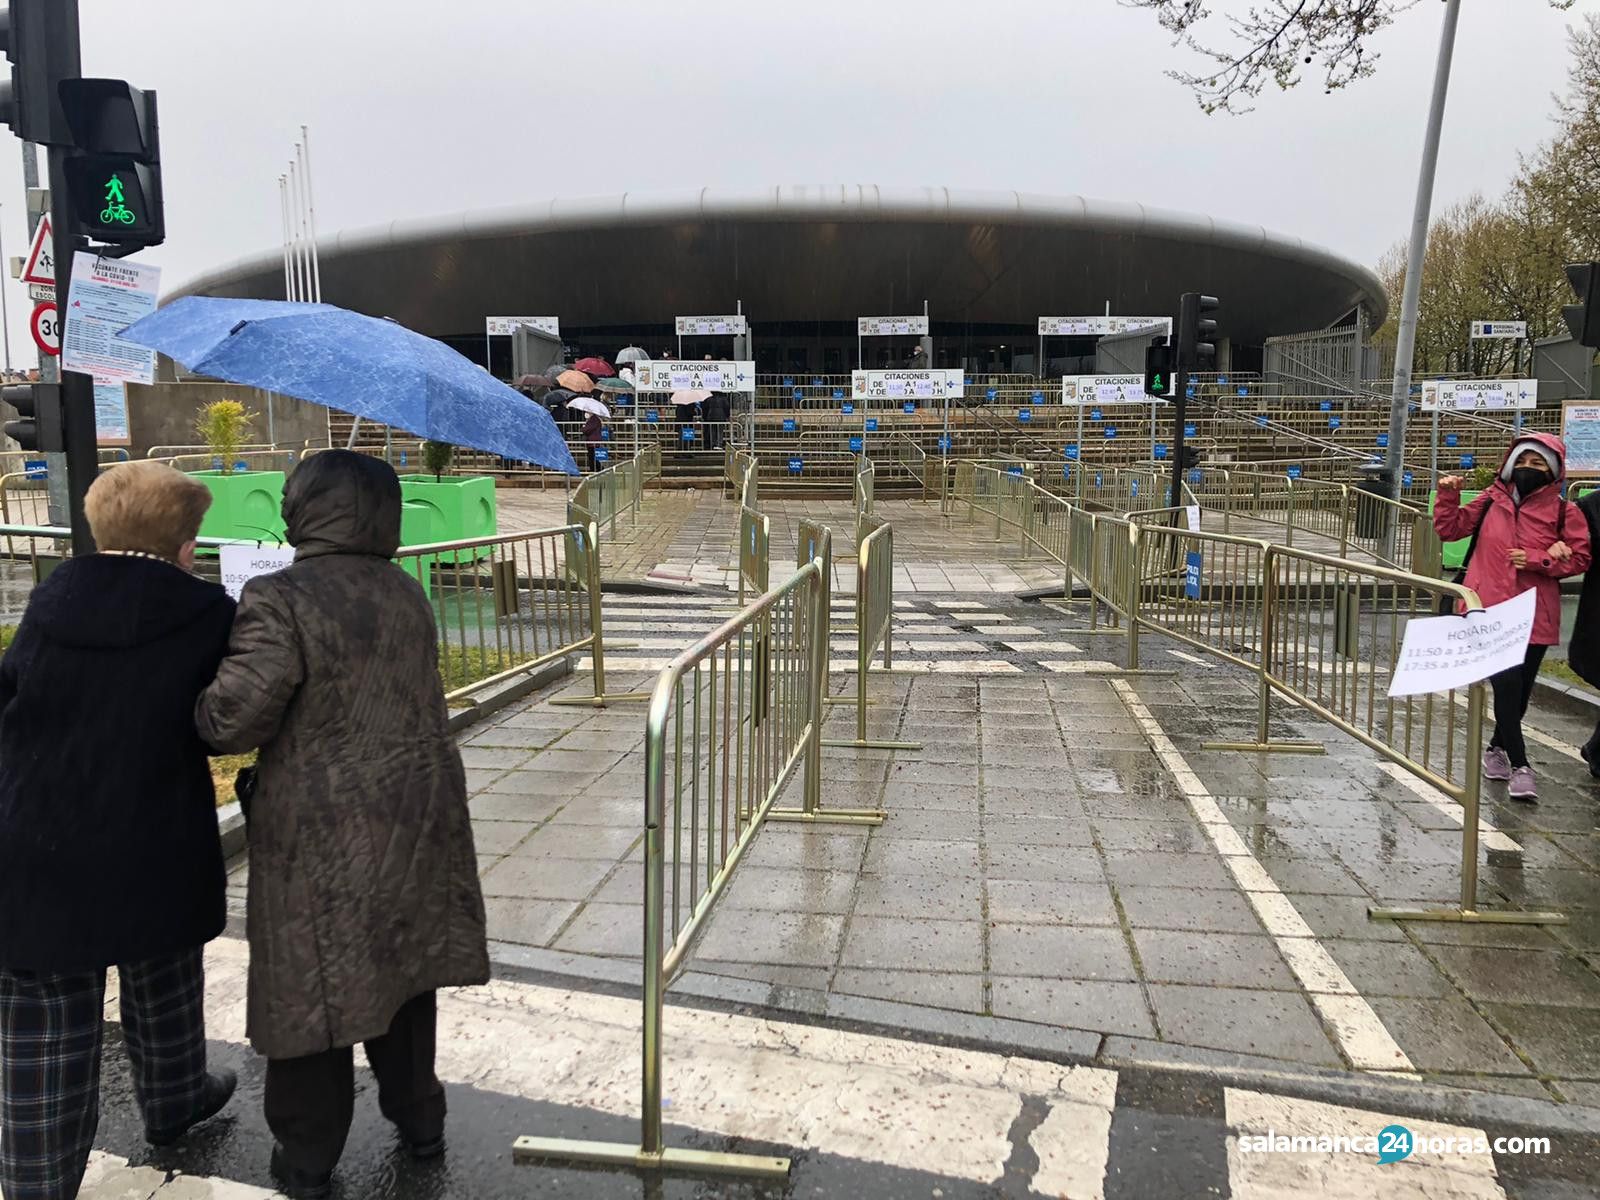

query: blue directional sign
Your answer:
[1189,469,1203,484]
[1256,415,1269,426]
[1184,424,1197,437]
[1064,444,1080,460]
[1461,453,1475,468]
[234,461,249,473]
[849,436,863,452]
[788,456,804,474]
[1218,375,1229,385]
[1007,464,1024,477]
[647,409,660,423]
[600,428,611,441]
[1320,400,1332,412]
[1238,387,1249,397]
[1019,408,1032,423]
[938,436,952,452]
[1329,417,1341,429]
[903,401,916,414]
[812,377,824,386]
[1445,434,1458,447]
[833,388,845,400]
[793,388,804,401]
[782,377,794,386]
[1095,472,1103,487]
[842,403,855,415]
[1287,465,1302,479]
[1403,470,1415,487]
[399,451,408,466]
[1130,480,1140,497]
[1154,444,1169,459]
[1091,409,1103,421]
[681,427,696,442]
[1186,386,1197,398]
[1104,427,1118,439]
[594,448,609,463]
[865,418,879,432]
[986,387,998,401]
[1376,434,1389,448]
[783,417,797,432]
[1031,391,1045,405]
[1184,551,1203,600]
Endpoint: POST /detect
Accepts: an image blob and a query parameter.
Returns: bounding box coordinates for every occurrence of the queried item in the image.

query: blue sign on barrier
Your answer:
[833,388,845,400]
[1007,464,1024,477]
[1320,400,1333,411]
[789,457,803,474]
[812,377,824,386]
[842,402,855,415]
[1154,444,1169,459]
[1184,551,1203,599]
[1376,434,1389,448]
[1131,480,1140,497]
[600,428,611,440]
[594,448,609,463]
[1031,392,1045,404]
[1019,408,1032,423]
[647,410,660,423]
[681,428,696,441]
[399,451,407,466]
[1186,386,1197,399]
[1403,470,1414,487]
[1218,375,1229,385]
[1256,414,1269,426]
[1064,444,1080,460]
[793,388,804,401]
[1287,465,1302,479]
[1184,424,1197,437]
[783,417,796,432]
[938,436,952,452]
[849,436,863,452]
[1238,387,1249,397]
[1445,433,1458,447]
[1189,469,1203,484]
[782,377,794,386]
[1091,408,1103,421]
[865,418,878,431]
[1104,427,1118,439]
[903,401,915,414]
[1329,417,1341,429]
[1095,472,1103,487]
[986,387,998,400]
[1461,453,1475,468]
[1063,466,1074,480]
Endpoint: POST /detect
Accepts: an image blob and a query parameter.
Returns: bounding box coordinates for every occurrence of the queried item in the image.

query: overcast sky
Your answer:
[0,0,1592,363]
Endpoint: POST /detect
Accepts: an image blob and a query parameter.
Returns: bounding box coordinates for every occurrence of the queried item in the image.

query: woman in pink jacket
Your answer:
[1434,432,1590,800]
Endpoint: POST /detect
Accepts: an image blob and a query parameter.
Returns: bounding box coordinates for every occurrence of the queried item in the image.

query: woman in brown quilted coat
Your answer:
[196,450,488,1199]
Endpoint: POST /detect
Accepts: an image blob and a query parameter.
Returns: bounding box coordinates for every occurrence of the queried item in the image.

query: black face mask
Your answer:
[1512,466,1551,496]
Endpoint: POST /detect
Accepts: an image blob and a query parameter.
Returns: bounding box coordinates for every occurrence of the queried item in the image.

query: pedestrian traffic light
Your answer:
[2,382,64,452]
[1563,263,1600,349]
[0,0,79,144]
[1177,292,1219,370]
[1144,339,1174,397]
[59,79,163,246]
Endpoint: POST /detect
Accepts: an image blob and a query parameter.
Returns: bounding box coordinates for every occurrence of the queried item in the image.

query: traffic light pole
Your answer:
[47,141,95,552]
[1168,362,1188,513]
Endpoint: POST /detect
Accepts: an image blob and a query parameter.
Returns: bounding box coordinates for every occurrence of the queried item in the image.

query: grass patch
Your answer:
[210,752,257,806]
[439,645,550,693]
[1543,658,1598,696]
[1,625,15,652]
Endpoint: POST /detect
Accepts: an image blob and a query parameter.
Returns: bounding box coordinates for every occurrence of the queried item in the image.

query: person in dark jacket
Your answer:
[583,410,604,470]
[195,451,489,1200]
[0,462,238,1200]
[1568,487,1600,776]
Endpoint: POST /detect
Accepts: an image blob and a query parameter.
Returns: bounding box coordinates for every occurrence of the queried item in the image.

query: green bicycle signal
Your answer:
[99,174,136,226]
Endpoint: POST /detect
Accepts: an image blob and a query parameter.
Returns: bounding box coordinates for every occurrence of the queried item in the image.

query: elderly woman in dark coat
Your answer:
[195,450,488,1199]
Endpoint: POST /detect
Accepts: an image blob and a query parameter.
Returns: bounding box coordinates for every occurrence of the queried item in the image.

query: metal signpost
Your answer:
[484,315,559,374]
[673,308,752,434]
[857,306,930,368]
[850,368,963,456]
[1468,318,1531,379]
[1037,316,1168,378]
[1061,374,1168,464]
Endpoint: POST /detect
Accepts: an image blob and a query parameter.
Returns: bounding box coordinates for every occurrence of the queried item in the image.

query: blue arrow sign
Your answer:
[1031,392,1045,404]
[833,388,845,400]
[986,388,998,400]
[783,377,794,386]
[1329,417,1341,429]
[1064,444,1080,460]
[1320,401,1332,412]
[1154,444,1169,459]
[1019,409,1032,422]
[1007,464,1024,476]
[849,436,863,452]
[1091,409,1103,421]
[792,388,804,401]
[903,401,916,414]
[1184,424,1197,437]
[1256,415,1269,426]
[1104,427,1117,439]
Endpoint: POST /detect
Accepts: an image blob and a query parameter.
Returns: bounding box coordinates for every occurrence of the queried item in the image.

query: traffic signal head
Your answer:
[59,79,163,247]
[1144,338,1174,398]
[1564,263,1600,349]
[2,382,64,452]
[0,0,79,144]
[1177,292,1219,370]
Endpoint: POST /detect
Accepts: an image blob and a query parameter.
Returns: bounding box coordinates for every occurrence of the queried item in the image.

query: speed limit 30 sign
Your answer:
[30,301,59,356]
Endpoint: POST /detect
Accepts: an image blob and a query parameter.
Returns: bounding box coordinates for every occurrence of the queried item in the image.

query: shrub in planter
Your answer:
[189,400,287,544]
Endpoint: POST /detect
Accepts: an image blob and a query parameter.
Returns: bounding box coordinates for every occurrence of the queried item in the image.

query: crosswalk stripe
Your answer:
[1375,762,1521,856]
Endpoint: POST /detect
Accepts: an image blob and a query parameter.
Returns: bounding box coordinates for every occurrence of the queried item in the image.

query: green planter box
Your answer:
[399,476,496,560]
[192,470,287,546]
[1427,489,1480,572]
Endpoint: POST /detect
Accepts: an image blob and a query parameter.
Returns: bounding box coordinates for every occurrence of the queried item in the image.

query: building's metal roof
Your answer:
[170,186,1387,342]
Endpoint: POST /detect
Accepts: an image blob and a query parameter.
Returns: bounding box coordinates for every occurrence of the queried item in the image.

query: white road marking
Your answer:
[935,601,995,610]
[1523,723,1586,763]
[902,640,993,653]
[1167,649,1208,666]
[1375,762,1521,856]
[1111,680,1417,1077]
[1225,1090,1508,1200]
[974,624,1040,636]
[1039,660,1122,673]
[1003,640,1083,654]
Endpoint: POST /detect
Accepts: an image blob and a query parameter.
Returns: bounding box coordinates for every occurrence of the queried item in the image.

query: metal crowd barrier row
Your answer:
[823,512,920,753]
[515,555,843,1180]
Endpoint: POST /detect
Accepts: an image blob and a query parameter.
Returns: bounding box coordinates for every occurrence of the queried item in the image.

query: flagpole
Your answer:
[300,126,322,303]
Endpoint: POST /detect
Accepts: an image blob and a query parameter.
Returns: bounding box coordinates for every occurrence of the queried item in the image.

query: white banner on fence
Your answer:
[858,315,928,336]
[485,316,559,337]
[1421,378,1538,411]
[219,544,297,601]
[675,315,746,336]
[1039,316,1169,337]
[633,360,756,393]
[1387,588,1536,698]
[850,369,964,400]
[1470,320,1527,339]
[1060,374,1166,404]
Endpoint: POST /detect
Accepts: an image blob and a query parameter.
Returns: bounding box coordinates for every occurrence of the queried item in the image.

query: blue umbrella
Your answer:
[117,297,579,474]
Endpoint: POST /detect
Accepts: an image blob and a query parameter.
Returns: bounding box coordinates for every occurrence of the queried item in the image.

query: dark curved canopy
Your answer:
[170,185,1386,346]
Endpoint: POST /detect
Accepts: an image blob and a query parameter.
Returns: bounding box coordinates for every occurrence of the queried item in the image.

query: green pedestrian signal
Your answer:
[1144,341,1174,397]
[99,173,135,225]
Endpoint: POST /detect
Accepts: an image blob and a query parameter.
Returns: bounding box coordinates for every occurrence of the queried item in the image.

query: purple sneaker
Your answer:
[1509,766,1537,801]
[1482,747,1512,781]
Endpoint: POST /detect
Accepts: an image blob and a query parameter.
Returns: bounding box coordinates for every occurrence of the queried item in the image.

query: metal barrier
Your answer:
[146,449,303,475]
[737,504,769,605]
[824,512,920,752]
[514,557,835,1180]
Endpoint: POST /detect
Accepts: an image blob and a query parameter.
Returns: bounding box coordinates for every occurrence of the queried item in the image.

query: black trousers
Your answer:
[264,991,444,1176]
[1489,644,1548,769]
[0,948,209,1200]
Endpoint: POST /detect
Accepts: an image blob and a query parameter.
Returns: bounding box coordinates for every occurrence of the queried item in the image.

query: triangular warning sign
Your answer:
[21,216,53,285]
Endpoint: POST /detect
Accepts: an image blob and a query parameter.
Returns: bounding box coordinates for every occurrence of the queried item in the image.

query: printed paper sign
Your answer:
[1038,316,1168,337]
[219,545,296,601]
[634,360,754,393]
[675,315,746,336]
[1185,505,1201,532]
[1060,374,1165,405]
[62,252,160,385]
[1388,589,1537,698]
[484,316,559,337]
[858,315,928,336]
[93,381,129,443]
[850,369,963,399]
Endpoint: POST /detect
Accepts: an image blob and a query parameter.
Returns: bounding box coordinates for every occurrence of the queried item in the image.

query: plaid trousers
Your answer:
[0,948,208,1200]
